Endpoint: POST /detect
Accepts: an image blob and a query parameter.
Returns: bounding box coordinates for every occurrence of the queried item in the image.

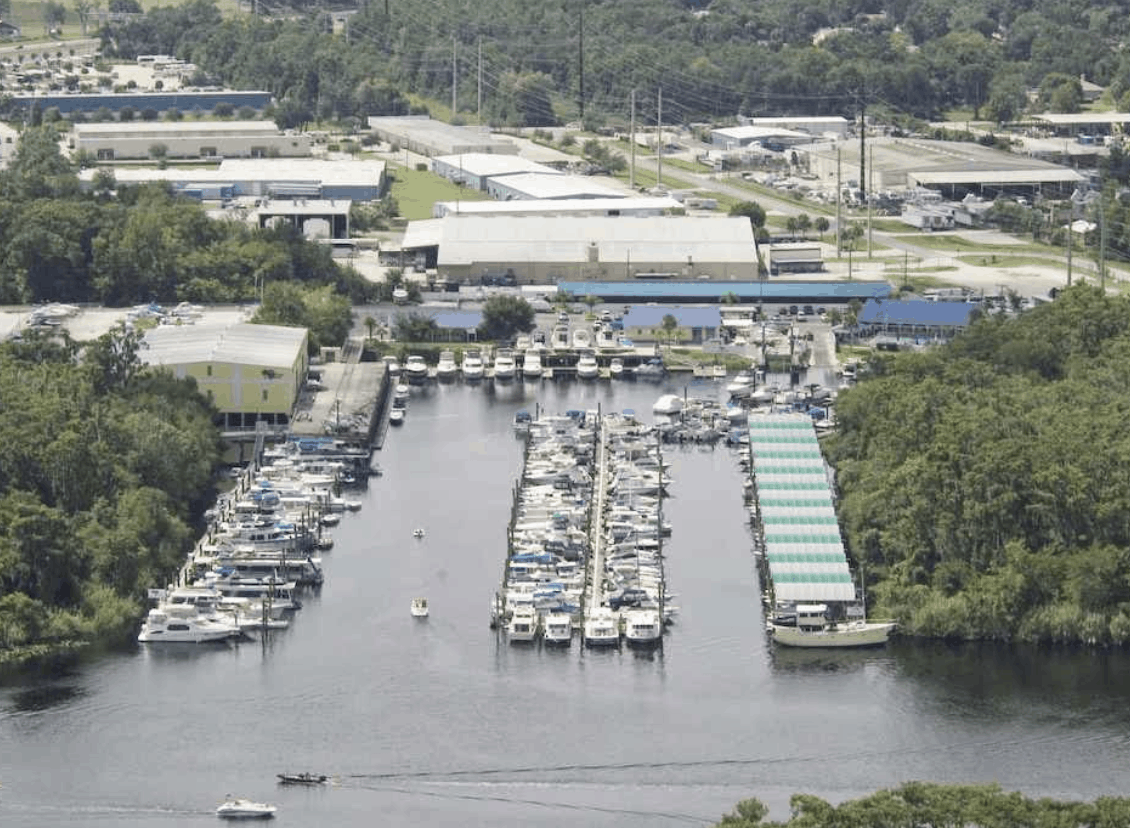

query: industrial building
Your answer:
[368,116,518,157]
[432,196,681,218]
[402,215,759,283]
[250,199,351,239]
[486,173,626,201]
[77,158,386,201]
[799,136,1086,199]
[72,120,310,161]
[431,153,561,190]
[140,321,309,433]
[711,125,823,150]
[11,90,271,117]
[735,115,851,138]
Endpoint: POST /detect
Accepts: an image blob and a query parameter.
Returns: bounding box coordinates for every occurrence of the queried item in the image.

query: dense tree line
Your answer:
[97,0,1130,129]
[826,286,1130,645]
[0,328,222,654]
[715,783,1130,827]
[0,126,376,312]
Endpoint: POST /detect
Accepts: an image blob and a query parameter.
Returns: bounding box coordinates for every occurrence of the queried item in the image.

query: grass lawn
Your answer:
[388,163,491,221]
[954,254,1068,269]
[891,233,1048,255]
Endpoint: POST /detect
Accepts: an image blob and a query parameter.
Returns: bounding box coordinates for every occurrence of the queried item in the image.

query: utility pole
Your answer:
[867,144,873,258]
[835,146,842,255]
[1099,187,1107,289]
[1065,203,1073,287]
[451,38,457,117]
[477,37,482,124]
[859,98,866,205]
[577,2,585,122]
[656,86,663,188]
[629,88,636,190]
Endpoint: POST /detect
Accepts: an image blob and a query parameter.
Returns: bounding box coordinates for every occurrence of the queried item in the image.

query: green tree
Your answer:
[477,294,535,341]
[814,217,829,239]
[661,313,679,348]
[729,201,766,229]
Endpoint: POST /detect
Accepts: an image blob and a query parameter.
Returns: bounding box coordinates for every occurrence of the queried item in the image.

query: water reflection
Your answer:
[8,682,85,713]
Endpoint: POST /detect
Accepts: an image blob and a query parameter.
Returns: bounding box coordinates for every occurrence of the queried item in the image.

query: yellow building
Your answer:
[141,321,309,433]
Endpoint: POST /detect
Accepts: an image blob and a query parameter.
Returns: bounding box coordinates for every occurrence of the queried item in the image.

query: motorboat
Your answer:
[542,613,573,646]
[492,348,517,380]
[404,354,429,384]
[513,409,533,432]
[726,370,756,398]
[522,348,543,379]
[411,597,429,618]
[575,350,599,380]
[277,772,327,785]
[461,349,485,381]
[388,408,405,426]
[583,608,620,647]
[623,608,663,646]
[436,350,458,380]
[507,606,539,643]
[635,358,665,381]
[572,328,592,348]
[711,364,727,379]
[768,604,896,648]
[137,608,240,643]
[609,357,625,379]
[216,797,277,819]
[382,355,401,376]
[652,393,684,416]
[413,528,425,539]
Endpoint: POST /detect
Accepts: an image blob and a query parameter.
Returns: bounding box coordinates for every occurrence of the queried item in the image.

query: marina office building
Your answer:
[140,322,309,434]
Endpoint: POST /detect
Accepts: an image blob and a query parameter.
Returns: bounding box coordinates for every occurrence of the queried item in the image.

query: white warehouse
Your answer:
[72,121,312,161]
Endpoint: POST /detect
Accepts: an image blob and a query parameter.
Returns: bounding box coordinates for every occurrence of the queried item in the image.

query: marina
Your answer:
[4,379,1130,827]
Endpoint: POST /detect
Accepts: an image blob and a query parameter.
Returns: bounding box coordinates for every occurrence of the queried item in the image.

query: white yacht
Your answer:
[542,613,573,646]
[461,349,485,381]
[436,350,458,380]
[136,608,239,643]
[389,408,405,426]
[382,355,401,376]
[404,354,429,384]
[411,597,429,618]
[652,393,684,416]
[507,606,539,643]
[768,604,896,648]
[609,357,625,379]
[216,797,277,819]
[726,370,756,398]
[623,608,663,646]
[522,348,543,379]
[572,328,592,349]
[492,348,517,380]
[575,350,599,380]
[583,608,621,647]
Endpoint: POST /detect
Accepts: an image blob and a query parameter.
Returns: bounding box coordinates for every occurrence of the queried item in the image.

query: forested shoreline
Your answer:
[714,782,1130,826]
[828,286,1130,645]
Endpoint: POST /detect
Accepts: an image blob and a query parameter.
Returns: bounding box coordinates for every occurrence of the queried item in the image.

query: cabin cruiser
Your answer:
[726,370,756,398]
[436,350,458,380]
[652,393,684,416]
[609,357,625,379]
[216,797,277,819]
[635,358,665,380]
[769,603,896,648]
[461,349,485,380]
[623,608,663,646]
[507,606,539,643]
[583,608,621,647]
[404,354,428,384]
[493,348,517,380]
[382,355,400,376]
[137,608,240,643]
[522,348,543,379]
[575,350,599,380]
[542,613,574,646]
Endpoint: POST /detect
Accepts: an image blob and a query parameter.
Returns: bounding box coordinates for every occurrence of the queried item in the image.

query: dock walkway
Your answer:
[292,336,388,445]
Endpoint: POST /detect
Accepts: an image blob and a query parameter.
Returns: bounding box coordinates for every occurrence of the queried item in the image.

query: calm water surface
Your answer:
[3,377,1130,827]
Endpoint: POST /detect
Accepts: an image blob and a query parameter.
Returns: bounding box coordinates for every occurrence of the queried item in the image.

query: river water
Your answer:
[3,376,1130,827]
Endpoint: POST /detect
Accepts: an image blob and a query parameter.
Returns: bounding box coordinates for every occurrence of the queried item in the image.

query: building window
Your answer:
[200,146,217,157]
[96,148,114,160]
[250,146,266,158]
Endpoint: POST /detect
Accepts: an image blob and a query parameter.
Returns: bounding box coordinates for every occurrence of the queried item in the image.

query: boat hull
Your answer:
[769,621,895,648]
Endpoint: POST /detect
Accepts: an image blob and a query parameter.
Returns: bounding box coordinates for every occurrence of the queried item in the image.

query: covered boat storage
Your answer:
[747,414,855,604]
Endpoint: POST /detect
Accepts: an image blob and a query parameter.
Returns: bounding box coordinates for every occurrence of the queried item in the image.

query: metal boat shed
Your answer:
[748,414,856,603]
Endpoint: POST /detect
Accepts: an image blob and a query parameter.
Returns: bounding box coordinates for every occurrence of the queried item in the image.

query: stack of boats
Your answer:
[139,439,368,644]
[495,409,675,649]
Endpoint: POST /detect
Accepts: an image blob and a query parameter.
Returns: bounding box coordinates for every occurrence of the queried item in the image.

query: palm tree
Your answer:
[660,314,679,349]
[364,315,377,342]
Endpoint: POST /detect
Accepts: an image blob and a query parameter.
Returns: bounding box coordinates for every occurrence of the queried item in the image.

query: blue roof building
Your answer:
[427,310,483,342]
[857,299,979,342]
[621,306,721,344]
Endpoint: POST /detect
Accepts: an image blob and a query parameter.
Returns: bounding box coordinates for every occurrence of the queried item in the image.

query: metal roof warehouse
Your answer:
[556,280,891,305]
